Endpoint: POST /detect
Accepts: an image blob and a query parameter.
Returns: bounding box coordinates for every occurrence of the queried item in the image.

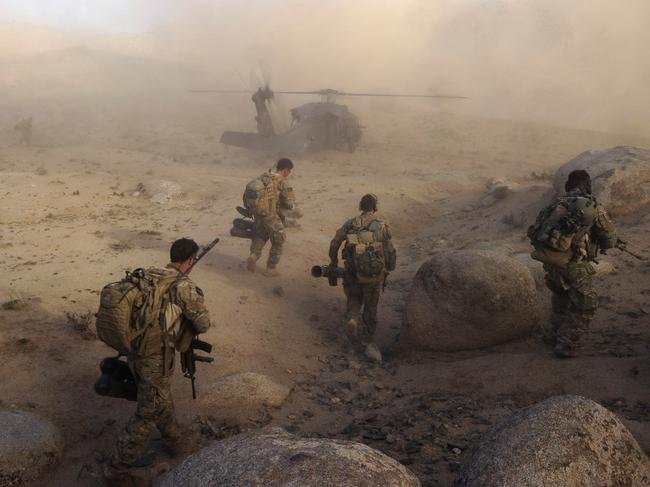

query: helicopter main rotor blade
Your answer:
[189,89,469,99]
[338,92,469,99]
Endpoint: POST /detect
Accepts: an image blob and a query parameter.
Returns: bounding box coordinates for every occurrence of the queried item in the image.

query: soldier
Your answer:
[528,170,617,358]
[105,238,211,481]
[329,194,396,361]
[245,158,296,277]
[14,117,32,146]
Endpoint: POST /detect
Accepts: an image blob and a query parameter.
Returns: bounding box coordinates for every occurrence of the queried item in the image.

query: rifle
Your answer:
[176,237,220,398]
[180,338,214,399]
[615,239,646,261]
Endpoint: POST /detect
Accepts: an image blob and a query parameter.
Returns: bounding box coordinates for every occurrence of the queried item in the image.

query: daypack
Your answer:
[345,221,386,283]
[95,268,181,356]
[527,195,598,267]
[243,173,278,217]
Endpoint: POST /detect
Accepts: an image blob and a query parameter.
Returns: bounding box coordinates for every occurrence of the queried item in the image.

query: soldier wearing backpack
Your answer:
[101,238,212,481]
[528,170,617,358]
[329,194,396,361]
[244,158,296,277]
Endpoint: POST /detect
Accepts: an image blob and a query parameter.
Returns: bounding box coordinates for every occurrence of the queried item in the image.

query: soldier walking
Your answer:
[244,158,296,277]
[329,194,396,361]
[104,238,212,482]
[528,170,617,358]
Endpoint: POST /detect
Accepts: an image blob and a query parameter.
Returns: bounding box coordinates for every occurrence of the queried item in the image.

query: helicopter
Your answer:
[192,81,468,154]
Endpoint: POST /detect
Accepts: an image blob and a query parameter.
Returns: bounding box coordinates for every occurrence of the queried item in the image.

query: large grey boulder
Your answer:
[454,395,650,487]
[0,411,62,487]
[200,372,291,421]
[553,146,650,216]
[401,250,541,351]
[160,427,420,487]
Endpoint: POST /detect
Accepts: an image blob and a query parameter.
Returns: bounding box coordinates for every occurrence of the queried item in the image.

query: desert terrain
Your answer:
[1,7,650,487]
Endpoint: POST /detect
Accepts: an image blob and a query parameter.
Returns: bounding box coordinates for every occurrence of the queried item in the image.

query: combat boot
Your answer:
[263,266,279,277]
[346,318,359,338]
[553,342,576,358]
[246,256,257,273]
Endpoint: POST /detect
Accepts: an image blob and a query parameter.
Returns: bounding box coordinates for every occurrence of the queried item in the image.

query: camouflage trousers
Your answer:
[543,262,598,349]
[114,354,179,466]
[249,214,286,268]
[343,275,381,342]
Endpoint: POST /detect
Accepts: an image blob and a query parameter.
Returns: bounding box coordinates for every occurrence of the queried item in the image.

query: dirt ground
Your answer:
[1,94,649,487]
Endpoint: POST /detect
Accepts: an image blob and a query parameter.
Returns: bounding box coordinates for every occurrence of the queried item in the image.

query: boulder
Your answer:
[159,427,420,487]
[200,372,291,421]
[401,250,541,351]
[0,410,62,487]
[553,146,650,216]
[454,395,650,487]
[511,252,546,290]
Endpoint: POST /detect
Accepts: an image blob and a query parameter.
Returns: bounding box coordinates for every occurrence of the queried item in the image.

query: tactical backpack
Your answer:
[243,174,278,217]
[345,221,387,283]
[527,195,598,267]
[95,269,181,356]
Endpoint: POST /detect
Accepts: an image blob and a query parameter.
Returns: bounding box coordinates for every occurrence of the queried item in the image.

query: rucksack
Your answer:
[527,195,598,267]
[95,268,181,355]
[345,221,386,283]
[243,173,278,217]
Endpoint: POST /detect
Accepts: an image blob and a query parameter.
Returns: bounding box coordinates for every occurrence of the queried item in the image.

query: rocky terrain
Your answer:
[0,22,649,487]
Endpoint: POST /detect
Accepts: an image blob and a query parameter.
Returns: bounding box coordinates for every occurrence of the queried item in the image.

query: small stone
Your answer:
[365,343,383,364]
[272,286,285,297]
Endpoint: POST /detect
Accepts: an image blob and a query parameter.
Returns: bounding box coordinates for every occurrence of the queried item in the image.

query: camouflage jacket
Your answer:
[139,263,211,356]
[329,212,397,270]
[531,190,617,261]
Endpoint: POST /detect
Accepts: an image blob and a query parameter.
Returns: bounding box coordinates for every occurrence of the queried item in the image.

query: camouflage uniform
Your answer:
[329,212,396,342]
[536,191,617,354]
[114,263,211,466]
[249,171,295,269]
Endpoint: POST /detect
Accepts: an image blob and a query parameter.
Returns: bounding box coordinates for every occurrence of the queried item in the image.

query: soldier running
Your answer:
[244,158,296,277]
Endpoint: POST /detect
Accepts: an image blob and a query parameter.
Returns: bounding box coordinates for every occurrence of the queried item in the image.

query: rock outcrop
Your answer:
[160,427,420,487]
[401,250,541,351]
[200,372,291,421]
[553,146,650,216]
[0,410,62,487]
[454,395,650,487]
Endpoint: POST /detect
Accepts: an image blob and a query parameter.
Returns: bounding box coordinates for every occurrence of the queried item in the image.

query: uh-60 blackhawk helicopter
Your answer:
[191,83,468,154]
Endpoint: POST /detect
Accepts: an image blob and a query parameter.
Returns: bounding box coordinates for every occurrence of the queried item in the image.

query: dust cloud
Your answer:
[1,0,649,136]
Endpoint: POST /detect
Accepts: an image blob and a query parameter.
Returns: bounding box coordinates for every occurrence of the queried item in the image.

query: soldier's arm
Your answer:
[592,204,617,250]
[278,179,295,210]
[383,223,397,271]
[176,280,212,334]
[329,222,350,265]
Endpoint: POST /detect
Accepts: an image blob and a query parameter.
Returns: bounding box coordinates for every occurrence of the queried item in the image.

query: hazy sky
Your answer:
[0,0,183,33]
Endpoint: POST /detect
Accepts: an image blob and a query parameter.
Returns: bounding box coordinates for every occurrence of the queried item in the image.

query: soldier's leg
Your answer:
[543,267,570,345]
[556,264,597,354]
[114,356,176,465]
[360,283,381,343]
[343,277,363,338]
[266,216,286,271]
[248,219,269,271]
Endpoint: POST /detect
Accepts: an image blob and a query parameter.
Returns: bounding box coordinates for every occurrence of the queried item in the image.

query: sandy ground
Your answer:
[1,100,649,486]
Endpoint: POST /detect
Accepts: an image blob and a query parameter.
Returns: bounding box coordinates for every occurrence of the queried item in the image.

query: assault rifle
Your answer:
[180,338,214,399]
[614,239,646,261]
[177,236,220,399]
